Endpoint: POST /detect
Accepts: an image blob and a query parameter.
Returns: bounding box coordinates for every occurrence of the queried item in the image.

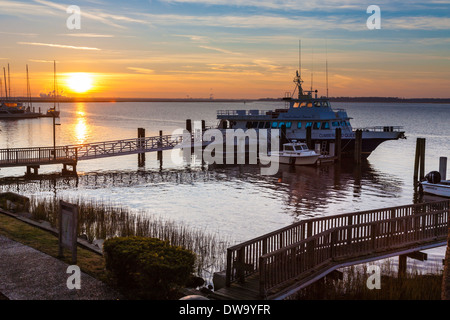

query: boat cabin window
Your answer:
[322,101,329,107]
[307,102,313,108]
[313,122,321,130]
[258,122,265,129]
[314,101,320,107]
[332,121,340,127]
[293,102,300,108]
[265,122,271,129]
[272,121,278,128]
[341,121,347,127]
[252,121,258,128]
[284,145,294,151]
[305,122,312,128]
[278,122,285,128]
[297,122,302,129]
[321,122,330,129]
[300,102,307,108]
[286,122,292,128]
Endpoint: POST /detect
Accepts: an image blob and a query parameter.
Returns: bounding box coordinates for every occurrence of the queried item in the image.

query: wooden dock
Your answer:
[210,200,449,300]
[0,131,198,174]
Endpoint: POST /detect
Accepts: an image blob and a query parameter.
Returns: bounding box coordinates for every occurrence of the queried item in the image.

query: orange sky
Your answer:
[1,0,450,99]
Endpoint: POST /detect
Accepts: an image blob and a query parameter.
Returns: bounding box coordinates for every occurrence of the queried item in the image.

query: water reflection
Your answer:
[74,103,89,144]
[0,160,405,223]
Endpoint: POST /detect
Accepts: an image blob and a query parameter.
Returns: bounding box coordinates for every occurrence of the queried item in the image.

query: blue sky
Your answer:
[0,0,449,98]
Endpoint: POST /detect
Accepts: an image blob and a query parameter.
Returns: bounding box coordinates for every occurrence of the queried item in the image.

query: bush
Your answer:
[103,236,196,299]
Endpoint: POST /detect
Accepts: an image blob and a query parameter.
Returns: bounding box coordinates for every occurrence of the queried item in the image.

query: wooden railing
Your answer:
[225,200,449,297]
[0,132,197,167]
[0,146,77,167]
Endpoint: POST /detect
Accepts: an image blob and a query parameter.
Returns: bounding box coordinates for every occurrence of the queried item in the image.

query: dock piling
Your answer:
[439,157,447,181]
[414,138,426,183]
[137,128,146,167]
[354,129,362,164]
[335,128,341,162]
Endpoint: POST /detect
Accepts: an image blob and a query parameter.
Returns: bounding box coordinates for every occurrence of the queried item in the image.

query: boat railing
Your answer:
[354,126,404,132]
[217,110,271,117]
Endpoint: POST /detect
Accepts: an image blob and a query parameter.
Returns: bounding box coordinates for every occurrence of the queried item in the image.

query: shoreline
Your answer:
[5,97,450,104]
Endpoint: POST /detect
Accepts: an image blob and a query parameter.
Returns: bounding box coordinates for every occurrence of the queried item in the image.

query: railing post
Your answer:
[225,248,232,287]
[237,247,245,284]
[259,256,266,298]
[371,223,378,251]
[347,215,353,245]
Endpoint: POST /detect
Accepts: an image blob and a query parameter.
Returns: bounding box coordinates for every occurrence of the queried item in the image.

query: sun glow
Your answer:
[65,73,94,94]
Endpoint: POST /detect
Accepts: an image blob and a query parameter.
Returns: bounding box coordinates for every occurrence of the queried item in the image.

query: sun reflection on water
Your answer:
[74,103,89,144]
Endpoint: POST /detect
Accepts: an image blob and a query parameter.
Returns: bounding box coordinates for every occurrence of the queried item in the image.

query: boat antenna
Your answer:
[311,48,314,93]
[326,41,329,98]
[0,76,2,100]
[293,40,304,99]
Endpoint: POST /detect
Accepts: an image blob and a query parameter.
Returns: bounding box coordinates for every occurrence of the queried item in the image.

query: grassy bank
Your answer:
[27,196,229,279]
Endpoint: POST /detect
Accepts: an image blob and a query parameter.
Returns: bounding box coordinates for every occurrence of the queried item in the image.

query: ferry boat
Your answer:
[217,70,406,158]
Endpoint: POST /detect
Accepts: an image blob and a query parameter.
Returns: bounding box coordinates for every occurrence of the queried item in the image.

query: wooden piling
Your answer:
[354,129,362,164]
[335,128,341,162]
[280,125,287,151]
[137,128,145,167]
[440,157,447,181]
[306,126,312,149]
[157,130,163,164]
[186,119,192,133]
[414,138,426,183]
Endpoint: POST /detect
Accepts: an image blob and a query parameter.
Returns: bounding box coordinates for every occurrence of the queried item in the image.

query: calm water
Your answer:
[0,101,449,258]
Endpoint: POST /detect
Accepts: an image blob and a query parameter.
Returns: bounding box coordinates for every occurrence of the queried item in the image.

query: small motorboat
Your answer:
[269,141,320,166]
[420,171,450,198]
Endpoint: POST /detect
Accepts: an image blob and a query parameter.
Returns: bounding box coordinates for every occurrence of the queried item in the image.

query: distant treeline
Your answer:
[6,96,450,104]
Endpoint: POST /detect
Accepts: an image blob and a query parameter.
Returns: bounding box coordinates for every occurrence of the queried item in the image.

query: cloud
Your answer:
[62,33,115,38]
[198,45,240,55]
[18,42,101,51]
[127,67,155,74]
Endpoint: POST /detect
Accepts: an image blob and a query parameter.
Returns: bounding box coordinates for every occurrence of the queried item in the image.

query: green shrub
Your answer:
[103,236,196,299]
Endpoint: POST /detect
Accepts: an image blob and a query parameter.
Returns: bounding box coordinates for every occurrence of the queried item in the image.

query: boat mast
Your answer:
[3,67,8,101]
[8,64,11,100]
[326,40,329,99]
[26,65,32,108]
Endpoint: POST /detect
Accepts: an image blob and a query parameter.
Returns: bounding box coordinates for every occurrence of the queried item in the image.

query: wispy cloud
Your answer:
[127,67,155,74]
[18,42,101,51]
[198,45,240,55]
[62,33,115,38]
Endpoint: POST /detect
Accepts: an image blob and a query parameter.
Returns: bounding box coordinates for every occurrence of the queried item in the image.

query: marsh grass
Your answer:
[295,260,443,300]
[28,196,229,280]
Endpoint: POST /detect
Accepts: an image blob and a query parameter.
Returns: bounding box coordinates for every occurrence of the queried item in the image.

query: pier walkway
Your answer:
[211,200,449,300]
[0,132,196,173]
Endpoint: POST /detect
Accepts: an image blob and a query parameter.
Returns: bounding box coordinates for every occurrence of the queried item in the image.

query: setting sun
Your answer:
[65,73,94,94]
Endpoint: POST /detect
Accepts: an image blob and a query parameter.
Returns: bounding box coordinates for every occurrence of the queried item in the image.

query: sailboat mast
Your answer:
[3,67,8,100]
[7,64,11,100]
[53,60,58,110]
[26,65,32,108]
